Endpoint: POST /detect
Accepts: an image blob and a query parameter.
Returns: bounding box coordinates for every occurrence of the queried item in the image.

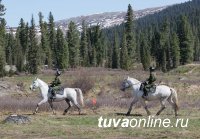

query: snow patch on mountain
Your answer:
[55,6,167,31]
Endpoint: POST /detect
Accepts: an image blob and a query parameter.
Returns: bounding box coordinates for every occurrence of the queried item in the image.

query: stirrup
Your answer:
[50,96,56,100]
[142,94,147,99]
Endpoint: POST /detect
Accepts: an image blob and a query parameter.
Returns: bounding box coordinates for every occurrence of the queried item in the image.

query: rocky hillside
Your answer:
[55,6,167,31]
[6,6,167,35]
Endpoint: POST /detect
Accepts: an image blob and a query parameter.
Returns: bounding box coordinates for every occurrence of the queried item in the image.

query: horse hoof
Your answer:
[126,112,130,116]
[147,113,151,116]
[155,113,160,116]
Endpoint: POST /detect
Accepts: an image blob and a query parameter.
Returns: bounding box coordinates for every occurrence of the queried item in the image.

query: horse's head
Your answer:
[30,78,39,91]
[120,76,132,91]
[120,76,141,91]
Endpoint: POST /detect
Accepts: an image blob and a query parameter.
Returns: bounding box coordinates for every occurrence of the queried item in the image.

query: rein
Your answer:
[131,82,141,86]
[125,80,141,89]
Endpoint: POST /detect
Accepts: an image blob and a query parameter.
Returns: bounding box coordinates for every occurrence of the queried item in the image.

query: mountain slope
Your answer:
[55,6,167,31]
[6,6,167,35]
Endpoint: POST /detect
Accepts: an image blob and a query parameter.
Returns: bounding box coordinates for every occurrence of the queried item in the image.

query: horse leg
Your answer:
[169,89,178,117]
[33,99,48,114]
[48,100,56,115]
[33,104,39,115]
[140,99,151,116]
[75,103,81,115]
[167,98,178,117]
[126,99,138,116]
[63,99,71,115]
[71,101,81,115]
[70,95,82,115]
[156,99,166,116]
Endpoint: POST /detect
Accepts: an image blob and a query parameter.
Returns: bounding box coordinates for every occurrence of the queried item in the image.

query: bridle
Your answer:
[32,80,39,89]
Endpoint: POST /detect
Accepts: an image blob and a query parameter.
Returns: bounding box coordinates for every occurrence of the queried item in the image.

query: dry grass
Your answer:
[0,107,200,139]
[0,67,200,138]
[0,67,200,112]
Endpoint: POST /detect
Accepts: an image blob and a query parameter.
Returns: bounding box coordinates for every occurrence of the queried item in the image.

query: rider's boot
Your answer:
[50,90,56,100]
[142,89,148,99]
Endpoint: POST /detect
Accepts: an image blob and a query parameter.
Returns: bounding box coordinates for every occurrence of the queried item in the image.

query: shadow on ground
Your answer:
[115,112,143,117]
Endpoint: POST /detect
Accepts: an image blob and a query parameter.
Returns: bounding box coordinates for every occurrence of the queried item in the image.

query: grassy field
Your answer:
[0,107,200,139]
[0,67,200,139]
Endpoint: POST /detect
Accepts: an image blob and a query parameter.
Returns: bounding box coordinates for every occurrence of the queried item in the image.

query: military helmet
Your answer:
[56,69,61,76]
[149,67,155,72]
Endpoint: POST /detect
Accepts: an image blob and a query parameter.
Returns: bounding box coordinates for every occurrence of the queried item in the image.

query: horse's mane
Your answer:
[128,77,141,84]
[37,78,48,87]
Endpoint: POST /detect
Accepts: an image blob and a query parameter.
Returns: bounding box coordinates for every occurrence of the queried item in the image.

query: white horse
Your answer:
[120,76,178,117]
[29,78,84,115]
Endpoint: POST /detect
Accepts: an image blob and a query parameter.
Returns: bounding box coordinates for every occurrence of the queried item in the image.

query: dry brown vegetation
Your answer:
[0,67,200,113]
[0,67,200,138]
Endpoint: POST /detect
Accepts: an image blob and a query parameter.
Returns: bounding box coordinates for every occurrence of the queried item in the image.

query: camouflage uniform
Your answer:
[143,67,156,97]
[49,69,61,99]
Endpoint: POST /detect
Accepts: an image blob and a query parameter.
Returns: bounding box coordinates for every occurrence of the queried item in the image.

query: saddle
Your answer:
[140,82,156,94]
[55,87,65,95]
[49,87,65,96]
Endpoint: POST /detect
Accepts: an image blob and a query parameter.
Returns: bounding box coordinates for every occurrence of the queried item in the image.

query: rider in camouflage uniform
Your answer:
[49,69,61,99]
[142,67,156,98]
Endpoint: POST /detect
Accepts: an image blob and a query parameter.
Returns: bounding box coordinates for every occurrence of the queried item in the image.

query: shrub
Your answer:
[71,76,94,94]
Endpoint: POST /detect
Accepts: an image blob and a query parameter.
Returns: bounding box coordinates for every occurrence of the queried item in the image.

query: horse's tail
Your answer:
[170,88,179,111]
[75,88,84,107]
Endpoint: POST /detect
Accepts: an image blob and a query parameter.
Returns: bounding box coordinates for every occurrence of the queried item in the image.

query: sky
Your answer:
[3,0,189,27]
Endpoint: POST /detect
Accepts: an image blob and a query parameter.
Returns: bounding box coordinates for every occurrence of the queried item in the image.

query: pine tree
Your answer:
[92,45,97,67]
[120,32,128,70]
[48,12,56,67]
[39,12,51,67]
[125,4,136,65]
[44,22,52,66]
[14,29,23,72]
[38,12,46,65]
[19,18,28,66]
[27,16,38,74]
[194,35,200,61]
[151,30,161,68]
[25,22,29,62]
[166,41,172,70]
[107,45,112,68]
[67,21,80,68]
[87,28,93,66]
[160,20,170,71]
[0,46,4,77]
[112,31,120,69]
[0,0,5,18]
[177,15,194,64]
[87,25,103,67]
[56,28,69,69]
[102,35,109,67]
[0,0,6,77]
[80,20,89,66]
[140,33,151,70]
[162,49,167,72]
[94,25,104,66]
[171,32,180,68]
[135,30,141,62]
[5,33,14,65]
